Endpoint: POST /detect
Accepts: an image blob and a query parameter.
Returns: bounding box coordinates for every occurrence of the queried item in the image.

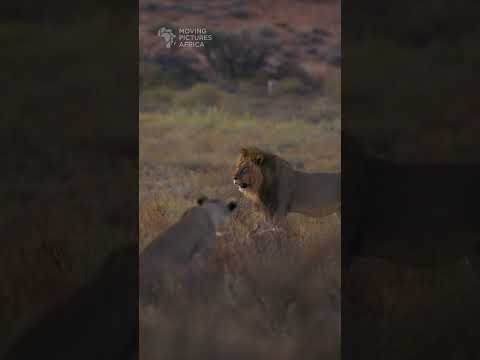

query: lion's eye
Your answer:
[238,166,248,176]
[234,167,244,178]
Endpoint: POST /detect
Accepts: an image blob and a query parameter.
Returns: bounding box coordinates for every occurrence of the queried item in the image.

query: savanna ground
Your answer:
[139,73,342,359]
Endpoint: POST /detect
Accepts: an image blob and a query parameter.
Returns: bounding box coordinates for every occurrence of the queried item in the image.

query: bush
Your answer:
[323,69,341,104]
[229,9,251,19]
[277,77,310,95]
[141,54,204,89]
[142,86,176,105]
[257,25,277,39]
[308,96,341,125]
[203,29,274,79]
[173,83,225,110]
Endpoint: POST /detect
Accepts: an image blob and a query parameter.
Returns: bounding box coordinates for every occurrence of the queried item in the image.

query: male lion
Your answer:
[140,196,237,304]
[232,147,341,224]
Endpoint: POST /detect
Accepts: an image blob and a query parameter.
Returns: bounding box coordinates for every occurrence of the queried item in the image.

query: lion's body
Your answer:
[290,171,341,218]
[233,148,341,223]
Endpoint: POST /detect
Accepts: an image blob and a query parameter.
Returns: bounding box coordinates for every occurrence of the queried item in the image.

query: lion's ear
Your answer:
[197,195,208,205]
[240,148,249,157]
[254,153,264,165]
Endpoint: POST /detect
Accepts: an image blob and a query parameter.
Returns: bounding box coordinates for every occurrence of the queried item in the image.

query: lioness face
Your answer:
[197,196,237,232]
[232,157,264,196]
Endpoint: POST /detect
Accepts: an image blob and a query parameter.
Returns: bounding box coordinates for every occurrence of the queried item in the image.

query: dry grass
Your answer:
[139,104,340,359]
[140,219,340,360]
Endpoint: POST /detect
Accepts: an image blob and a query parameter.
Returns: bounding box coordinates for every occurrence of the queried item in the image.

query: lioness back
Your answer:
[139,196,237,304]
[140,207,213,275]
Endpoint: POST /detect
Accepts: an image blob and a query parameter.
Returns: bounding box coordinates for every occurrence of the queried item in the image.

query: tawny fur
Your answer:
[233,148,341,224]
[140,197,236,304]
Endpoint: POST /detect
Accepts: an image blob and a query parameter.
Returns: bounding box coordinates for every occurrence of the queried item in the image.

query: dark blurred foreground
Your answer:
[0,2,138,358]
[342,0,480,357]
[3,245,138,360]
[342,138,480,359]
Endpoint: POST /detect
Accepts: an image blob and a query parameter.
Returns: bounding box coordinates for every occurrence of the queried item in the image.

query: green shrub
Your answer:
[173,83,225,110]
[277,77,309,95]
[308,97,341,124]
[203,29,272,79]
[323,69,341,104]
[142,86,176,105]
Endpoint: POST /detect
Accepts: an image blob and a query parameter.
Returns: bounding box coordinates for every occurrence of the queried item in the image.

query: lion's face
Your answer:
[232,153,264,196]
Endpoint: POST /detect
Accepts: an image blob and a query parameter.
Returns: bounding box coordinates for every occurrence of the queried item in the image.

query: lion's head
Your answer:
[232,147,293,213]
[232,148,268,197]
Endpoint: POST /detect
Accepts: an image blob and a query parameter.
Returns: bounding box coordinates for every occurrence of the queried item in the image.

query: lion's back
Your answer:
[290,171,341,217]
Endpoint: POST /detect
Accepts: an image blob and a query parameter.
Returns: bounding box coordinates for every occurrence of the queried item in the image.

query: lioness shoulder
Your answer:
[140,196,237,269]
[140,196,237,303]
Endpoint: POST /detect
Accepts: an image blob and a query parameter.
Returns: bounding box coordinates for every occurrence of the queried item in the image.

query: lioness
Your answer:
[140,196,237,303]
[232,147,340,224]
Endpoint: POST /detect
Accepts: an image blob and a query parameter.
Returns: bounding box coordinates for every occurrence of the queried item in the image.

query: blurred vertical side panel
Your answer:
[342,1,480,359]
[0,1,139,359]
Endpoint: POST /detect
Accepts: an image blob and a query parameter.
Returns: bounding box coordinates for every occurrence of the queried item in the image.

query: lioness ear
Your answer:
[197,195,208,205]
[227,201,237,212]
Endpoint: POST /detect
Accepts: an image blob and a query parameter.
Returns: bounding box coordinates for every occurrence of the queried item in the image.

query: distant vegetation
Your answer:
[203,28,275,80]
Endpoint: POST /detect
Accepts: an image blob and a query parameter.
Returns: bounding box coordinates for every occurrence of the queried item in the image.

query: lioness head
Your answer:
[232,147,267,196]
[196,195,237,231]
